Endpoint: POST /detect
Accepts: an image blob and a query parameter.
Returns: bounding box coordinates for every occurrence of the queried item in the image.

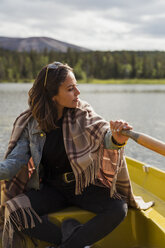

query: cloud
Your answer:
[1,0,165,50]
[134,15,165,38]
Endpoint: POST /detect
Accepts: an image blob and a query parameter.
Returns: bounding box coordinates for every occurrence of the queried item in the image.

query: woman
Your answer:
[0,62,144,248]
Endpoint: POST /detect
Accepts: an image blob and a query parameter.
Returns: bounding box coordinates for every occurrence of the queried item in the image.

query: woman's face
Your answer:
[52,71,80,115]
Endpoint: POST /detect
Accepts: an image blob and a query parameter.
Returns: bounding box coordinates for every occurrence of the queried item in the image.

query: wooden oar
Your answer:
[121,130,165,156]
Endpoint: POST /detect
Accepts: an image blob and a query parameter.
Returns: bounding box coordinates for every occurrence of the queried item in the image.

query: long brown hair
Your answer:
[28,62,73,132]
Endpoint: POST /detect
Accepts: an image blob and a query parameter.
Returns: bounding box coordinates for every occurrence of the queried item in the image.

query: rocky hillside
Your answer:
[0,36,90,52]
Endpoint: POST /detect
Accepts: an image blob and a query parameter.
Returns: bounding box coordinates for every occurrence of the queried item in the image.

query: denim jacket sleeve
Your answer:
[0,126,31,180]
[104,130,120,150]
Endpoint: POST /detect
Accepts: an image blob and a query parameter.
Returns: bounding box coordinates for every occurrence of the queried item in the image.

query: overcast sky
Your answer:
[1,0,165,51]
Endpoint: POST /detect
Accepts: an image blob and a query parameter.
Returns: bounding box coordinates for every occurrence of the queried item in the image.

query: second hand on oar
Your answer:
[121,129,165,156]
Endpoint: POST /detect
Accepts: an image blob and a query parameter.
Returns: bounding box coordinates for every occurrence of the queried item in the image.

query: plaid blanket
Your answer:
[1,100,154,208]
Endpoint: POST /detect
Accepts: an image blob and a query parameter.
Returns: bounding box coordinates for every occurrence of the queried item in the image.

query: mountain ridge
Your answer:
[0,36,90,52]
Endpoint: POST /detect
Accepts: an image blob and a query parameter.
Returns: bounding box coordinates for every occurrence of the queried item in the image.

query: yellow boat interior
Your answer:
[4,157,165,248]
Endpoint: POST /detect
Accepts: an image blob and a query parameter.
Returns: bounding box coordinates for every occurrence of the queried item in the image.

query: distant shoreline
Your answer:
[79,79,165,84]
[1,79,165,84]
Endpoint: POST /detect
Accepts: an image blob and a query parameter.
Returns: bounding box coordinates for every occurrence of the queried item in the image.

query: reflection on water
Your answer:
[0,83,165,171]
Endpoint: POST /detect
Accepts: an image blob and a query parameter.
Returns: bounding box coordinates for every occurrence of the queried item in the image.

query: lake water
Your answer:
[0,83,165,171]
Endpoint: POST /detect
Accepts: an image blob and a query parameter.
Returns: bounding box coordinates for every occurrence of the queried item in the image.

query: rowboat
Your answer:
[33,156,164,248]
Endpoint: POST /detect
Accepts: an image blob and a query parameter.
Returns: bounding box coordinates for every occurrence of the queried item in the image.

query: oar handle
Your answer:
[121,130,165,156]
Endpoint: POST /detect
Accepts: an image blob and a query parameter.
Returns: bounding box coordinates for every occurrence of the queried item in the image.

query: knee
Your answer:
[117,200,128,221]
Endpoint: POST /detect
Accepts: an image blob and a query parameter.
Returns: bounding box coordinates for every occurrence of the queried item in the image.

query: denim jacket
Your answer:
[0,117,120,190]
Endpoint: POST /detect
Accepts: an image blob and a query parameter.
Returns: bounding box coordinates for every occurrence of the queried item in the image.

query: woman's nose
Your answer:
[75,87,80,95]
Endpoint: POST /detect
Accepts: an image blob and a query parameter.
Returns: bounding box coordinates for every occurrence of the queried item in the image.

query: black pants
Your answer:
[23,183,128,248]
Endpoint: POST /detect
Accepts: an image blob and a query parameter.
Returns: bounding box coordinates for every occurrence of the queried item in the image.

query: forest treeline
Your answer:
[0,48,165,82]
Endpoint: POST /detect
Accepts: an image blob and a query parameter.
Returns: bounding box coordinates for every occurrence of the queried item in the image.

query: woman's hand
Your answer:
[110,120,132,145]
